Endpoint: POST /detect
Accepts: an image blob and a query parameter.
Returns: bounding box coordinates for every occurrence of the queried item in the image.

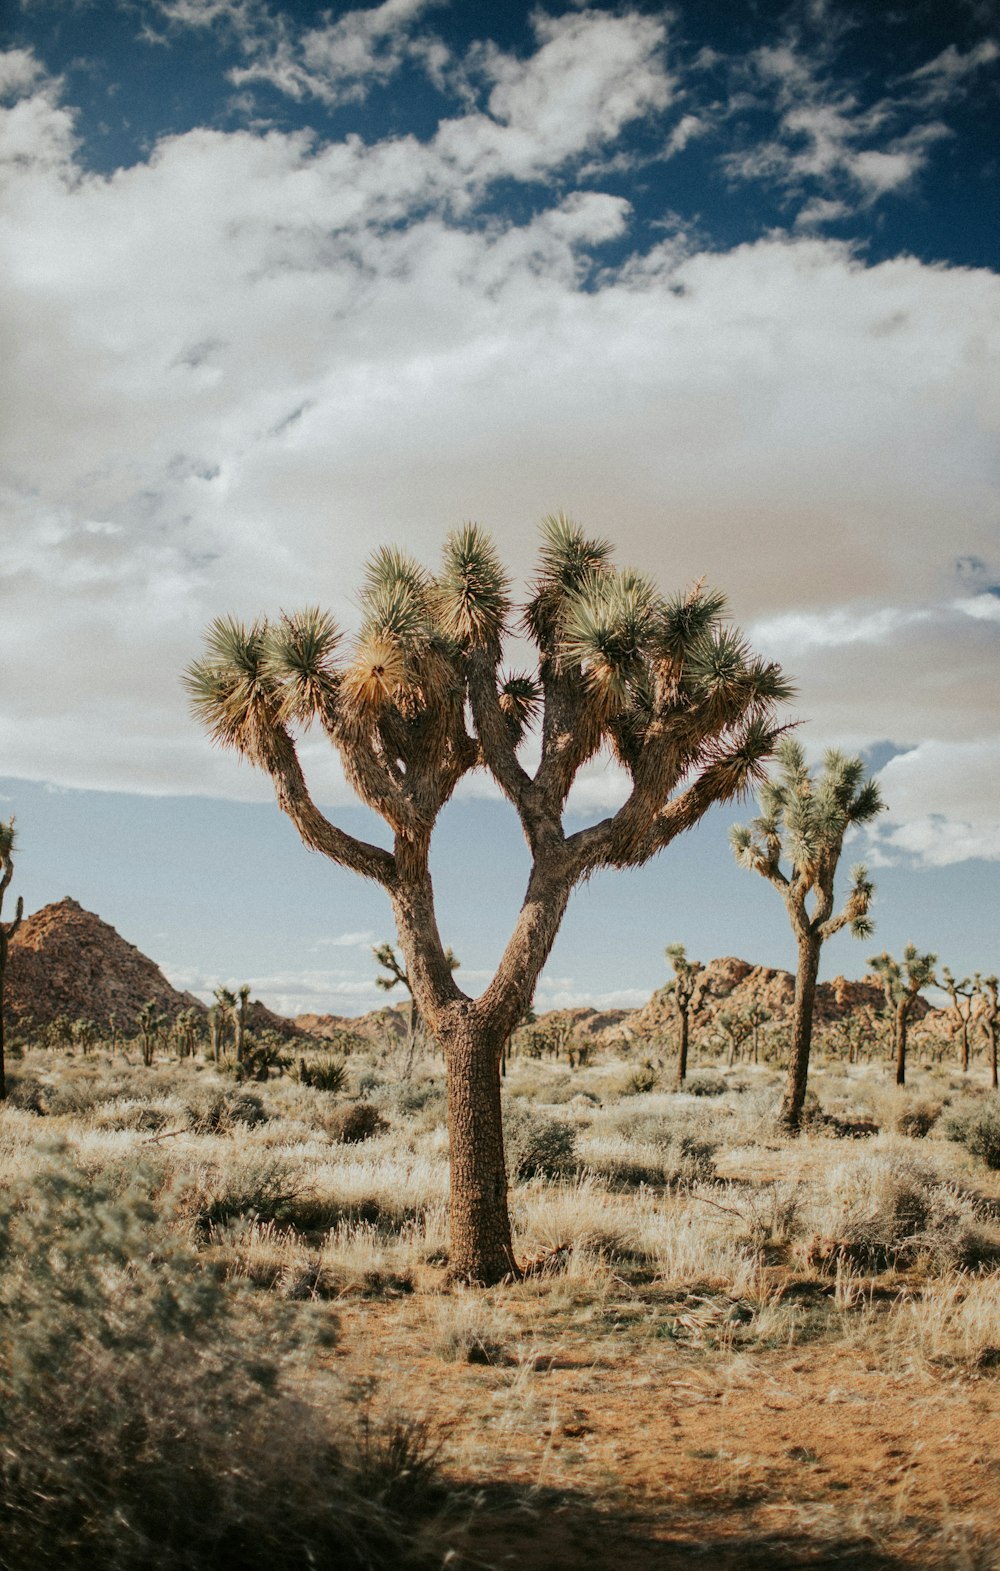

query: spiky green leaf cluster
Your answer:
[262,607,341,726]
[185,617,280,765]
[0,817,15,863]
[436,524,511,652]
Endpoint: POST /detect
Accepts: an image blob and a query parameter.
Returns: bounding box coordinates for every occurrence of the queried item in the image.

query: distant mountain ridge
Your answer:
[5,898,931,1043]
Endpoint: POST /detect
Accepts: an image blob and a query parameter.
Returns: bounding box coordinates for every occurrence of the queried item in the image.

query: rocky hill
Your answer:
[5,898,203,1031]
[4,898,305,1039]
[614,956,929,1046]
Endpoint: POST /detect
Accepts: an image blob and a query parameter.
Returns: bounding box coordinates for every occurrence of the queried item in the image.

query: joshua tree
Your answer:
[374,939,459,1074]
[976,974,999,1091]
[716,1007,754,1066]
[0,818,23,1100]
[745,1000,773,1063]
[187,515,790,1282]
[207,1003,224,1064]
[137,1001,162,1068]
[940,967,976,1073]
[869,944,937,1085]
[175,1006,201,1060]
[213,985,237,1059]
[663,943,704,1088]
[731,740,882,1130]
[236,984,251,1066]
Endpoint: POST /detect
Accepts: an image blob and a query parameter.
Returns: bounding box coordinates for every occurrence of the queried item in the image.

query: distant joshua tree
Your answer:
[137,1001,162,1068]
[187,515,790,1283]
[869,945,937,1085]
[663,944,704,1088]
[731,740,882,1130]
[236,984,252,1066]
[0,818,23,1100]
[940,967,976,1073]
[374,940,459,1076]
[976,974,999,1091]
[213,986,238,1060]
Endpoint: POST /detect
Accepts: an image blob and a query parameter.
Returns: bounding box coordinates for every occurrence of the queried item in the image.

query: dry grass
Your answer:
[2,1042,999,1568]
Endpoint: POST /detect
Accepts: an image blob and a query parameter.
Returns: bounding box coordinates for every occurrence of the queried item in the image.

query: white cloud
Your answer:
[1,40,998,869]
[874,742,1000,866]
[228,0,441,106]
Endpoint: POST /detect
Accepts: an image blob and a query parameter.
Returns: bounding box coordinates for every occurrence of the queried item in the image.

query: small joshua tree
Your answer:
[137,1001,162,1068]
[0,818,24,1100]
[976,974,999,1091]
[188,515,790,1283]
[869,944,937,1085]
[663,943,704,1088]
[213,985,237,1060]
[731,740,882,1130]
[236,984,251,1066]
[374,939,459,1075]
[716,1007,753,1066]
[940,967,976,1073]
[745,1000,773,1063]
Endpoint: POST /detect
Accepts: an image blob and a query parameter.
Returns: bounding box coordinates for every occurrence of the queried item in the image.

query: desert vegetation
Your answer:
[1,1015,998,1569]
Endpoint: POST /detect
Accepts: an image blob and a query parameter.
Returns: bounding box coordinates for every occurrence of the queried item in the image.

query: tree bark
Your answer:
[438,1004,515,1285]
[779,933,821,1130]
[987,1022,998,1091]
[895,999,909,1085]
[675,1004,689,1089]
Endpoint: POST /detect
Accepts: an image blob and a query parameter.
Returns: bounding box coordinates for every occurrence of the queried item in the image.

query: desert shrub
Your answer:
[812,1154,997,1273]
[184,1157,314,1236]
[943,1097,1000,1170]
[94,1098,171,1133]
[620,1061,660,1096]
[237,1033,292,1082]
[684,1072,727,1097]
[298,1056,348,1094]
[327,1101,389,1145]
[0,1149,438,1570]
[502,1099,578,1180]
[582,1130,716,1190]
[186,1087,269,1134]
[896,1101,942,1139]
[6,1074,49,1114]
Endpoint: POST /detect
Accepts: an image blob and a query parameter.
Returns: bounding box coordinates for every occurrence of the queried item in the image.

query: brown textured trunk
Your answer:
[675,1004,689,1089]
[988,1022,998,1091]
[438,1006,515,1285]
[895,999,909,1085]
[0,940,7,1101]
[959,1017,969,1073]
[779,933,821,1131]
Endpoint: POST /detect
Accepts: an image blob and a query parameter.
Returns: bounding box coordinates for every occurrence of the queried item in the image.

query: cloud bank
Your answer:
[1,5,998,870]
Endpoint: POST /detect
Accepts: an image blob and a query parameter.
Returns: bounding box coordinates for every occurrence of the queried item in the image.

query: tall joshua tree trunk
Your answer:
[438,1003,515,1283]
[782,934,821,1129]
[895,997,910,1086]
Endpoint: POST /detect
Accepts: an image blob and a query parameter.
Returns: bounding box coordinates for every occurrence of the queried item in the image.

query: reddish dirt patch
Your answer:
[330,1291,1000,1569]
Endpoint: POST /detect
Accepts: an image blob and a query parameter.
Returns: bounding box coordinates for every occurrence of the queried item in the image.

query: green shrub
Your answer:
[0,1149,438,1569]
[502,1099,577,1180]
[326,1101,389,1145]
[944,1096,1000,1169]
[685,1072,727,1097]
[185,1157,314,1235]
[298,1056,349,1093]
[187,1088,269,1133]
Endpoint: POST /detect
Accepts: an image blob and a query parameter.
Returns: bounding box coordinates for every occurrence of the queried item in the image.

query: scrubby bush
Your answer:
[187,1087,269,1134]
[327,1101,389,1145]
[685,1072,727,1098]
[896,1101,942,1139]
[184,1156,314,1235]
[943,1096,1000,1170]
[0,1149,440,1569]
[502,1099,578,1180]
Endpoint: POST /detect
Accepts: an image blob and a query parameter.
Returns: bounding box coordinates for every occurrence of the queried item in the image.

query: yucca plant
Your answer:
[976,973,998,1090]
[940,966,976,1073]
[187,514,791,1283]
[663,943,704,1088]
[731,740,883,1129]
[870,945,938,1085]
[0,816,23,1100]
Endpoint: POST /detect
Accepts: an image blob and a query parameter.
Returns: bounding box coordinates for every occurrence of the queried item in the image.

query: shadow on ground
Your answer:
[451,1482,987,1571]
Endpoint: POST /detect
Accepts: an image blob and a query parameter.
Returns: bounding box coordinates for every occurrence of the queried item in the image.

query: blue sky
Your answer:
[1,0,998,1015]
